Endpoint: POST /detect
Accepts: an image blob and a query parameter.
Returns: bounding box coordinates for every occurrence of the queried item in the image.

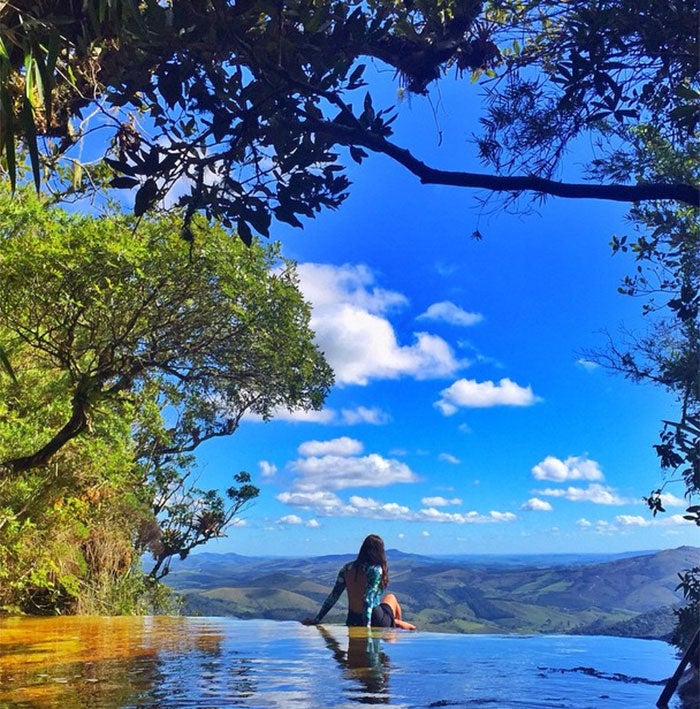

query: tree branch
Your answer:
[314,121,700,206]
[1,379,92,475]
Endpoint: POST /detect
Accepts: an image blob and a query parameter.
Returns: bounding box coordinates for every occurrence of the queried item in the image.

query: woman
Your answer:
[302,534,416,629]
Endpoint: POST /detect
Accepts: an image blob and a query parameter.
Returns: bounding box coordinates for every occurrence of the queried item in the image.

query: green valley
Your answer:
[164,546,698,639]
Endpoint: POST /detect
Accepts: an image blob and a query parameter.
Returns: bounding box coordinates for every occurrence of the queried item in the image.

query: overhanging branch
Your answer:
[315,121,700,206]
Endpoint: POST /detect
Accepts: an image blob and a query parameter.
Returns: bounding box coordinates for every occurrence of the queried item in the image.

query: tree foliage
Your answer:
[582,125,699,650]
[478,0,699,177]
[0,186,333,612]
[0,0,696,240]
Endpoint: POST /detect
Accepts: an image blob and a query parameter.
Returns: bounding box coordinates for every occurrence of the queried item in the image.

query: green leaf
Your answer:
[237,219,253,246]
[21,101,41,192]
[134,179,159,217]
[110,176,141,189]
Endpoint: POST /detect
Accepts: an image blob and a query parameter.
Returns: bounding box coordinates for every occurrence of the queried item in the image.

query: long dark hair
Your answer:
[355,534,389,589]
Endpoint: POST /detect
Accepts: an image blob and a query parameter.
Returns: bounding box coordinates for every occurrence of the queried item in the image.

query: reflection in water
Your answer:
[0,616,679,708]
[317,626,391,704]
[0,616,258,708]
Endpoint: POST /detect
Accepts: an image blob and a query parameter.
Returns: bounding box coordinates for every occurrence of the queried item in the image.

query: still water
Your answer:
[0,616,679,708]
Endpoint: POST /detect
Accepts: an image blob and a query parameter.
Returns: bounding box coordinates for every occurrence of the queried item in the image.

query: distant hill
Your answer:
[164,546,699,640]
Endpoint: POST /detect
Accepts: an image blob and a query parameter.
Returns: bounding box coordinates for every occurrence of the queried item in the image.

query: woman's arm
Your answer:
[308,565,347,624]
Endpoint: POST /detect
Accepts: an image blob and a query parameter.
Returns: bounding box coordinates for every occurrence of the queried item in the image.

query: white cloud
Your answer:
[278,514,303,525]
[660,492,688,508]
[615,515,649,527]
[576,518,592,527]
[306,519,320,528]
[593,520,616,533]
[340,406,391,425]
[298,436,363,457]
[521,497,553,512]
[289,453,419,492]
[422,530,431,537]
[247,406,336,424]
[417,301,484,327]
[278,491,516,525]
[348,495,413,519]
[435,377,541,415]
[297,263,463,385]
[276,490,346,513]
[661,514,695,526]
[616,513,691,527]
[421,496,462,507]
[259,460,277,478]
[536,483,626,505]
[438,453,461,465]
[297,262,407,315]
[488,511,518,522]
[576,359,600,371]
[531,455,605,482]
[417,507,516,524]
[247,405,389,426]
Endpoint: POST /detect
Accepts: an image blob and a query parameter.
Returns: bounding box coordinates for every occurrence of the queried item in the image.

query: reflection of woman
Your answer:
[302,535,416,629]
[317,625,390,704]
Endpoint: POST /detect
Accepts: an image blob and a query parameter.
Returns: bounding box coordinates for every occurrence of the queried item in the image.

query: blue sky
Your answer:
[185,69,696,558]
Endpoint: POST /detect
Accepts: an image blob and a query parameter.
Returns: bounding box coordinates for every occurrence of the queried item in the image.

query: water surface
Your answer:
[0,616,679,708]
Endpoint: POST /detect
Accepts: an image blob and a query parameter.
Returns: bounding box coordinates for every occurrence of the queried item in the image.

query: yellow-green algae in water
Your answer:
[0,616,227,707]
[0,615,681,708]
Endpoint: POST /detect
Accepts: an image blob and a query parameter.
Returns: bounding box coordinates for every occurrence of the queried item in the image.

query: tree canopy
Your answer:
[0,0,697,240]
[0,187,333,612]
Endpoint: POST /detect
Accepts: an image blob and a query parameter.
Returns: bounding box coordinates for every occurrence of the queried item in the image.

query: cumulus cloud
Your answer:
[297,436,363,457]
[340,406,391,425]
[289,453,419,492]
[576,518,592,527]
[259,460,277,478]
[297,262,407,314]
[247,406,337,424]
[417,301,484,327]
[439,453,461,465]
[349,495,412,519]
[278,490,516,525]
[521,497,553,512]
[488,511,518,522]
[435,377,541,415]
[297,263,463,385]
[247,404,389,426]
[659,492,688,508]
[278,514,303,525]
[616,513,690,527]
[276,490,346,514]
[615,514,649,527]
[415,504,516,524]
[306,519,320,528]
[421,496,462,507]
[536,483,627,505]
[532,455,605,482]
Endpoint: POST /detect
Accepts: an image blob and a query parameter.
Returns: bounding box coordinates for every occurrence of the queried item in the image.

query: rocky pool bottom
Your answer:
[0,616,681,708]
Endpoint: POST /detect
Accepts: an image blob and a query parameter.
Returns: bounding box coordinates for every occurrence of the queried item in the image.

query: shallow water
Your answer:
[0,616,680,708]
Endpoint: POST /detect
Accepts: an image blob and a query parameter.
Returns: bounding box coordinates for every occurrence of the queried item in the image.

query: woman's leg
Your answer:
[380,593,416,630]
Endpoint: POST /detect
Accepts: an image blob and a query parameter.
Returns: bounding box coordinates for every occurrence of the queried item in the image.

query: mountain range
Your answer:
[163,545,699,639]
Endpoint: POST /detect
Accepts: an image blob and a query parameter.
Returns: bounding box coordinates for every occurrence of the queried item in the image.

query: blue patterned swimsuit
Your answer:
[313,561,384,627]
